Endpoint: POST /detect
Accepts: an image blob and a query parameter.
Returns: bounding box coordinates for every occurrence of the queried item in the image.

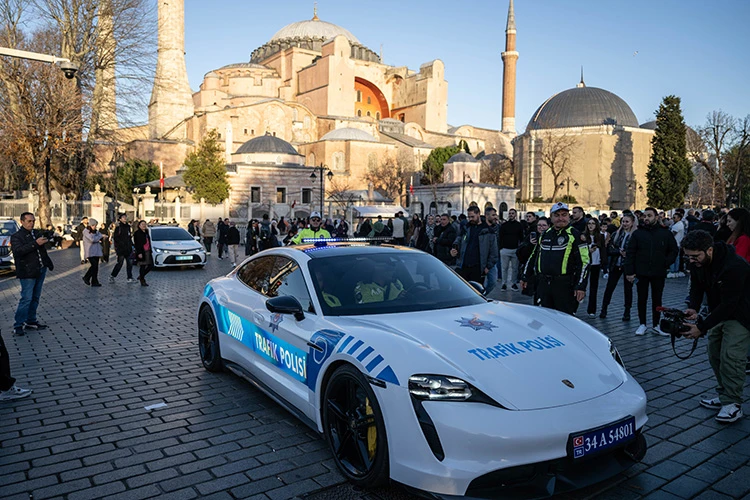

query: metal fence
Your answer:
[0,200,28,218]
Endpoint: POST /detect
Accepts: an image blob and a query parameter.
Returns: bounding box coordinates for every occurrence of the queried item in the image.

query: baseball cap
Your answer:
[310,211,321,219]
[550,202,569,213]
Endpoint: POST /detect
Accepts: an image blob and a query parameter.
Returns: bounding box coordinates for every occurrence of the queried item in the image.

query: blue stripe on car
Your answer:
[347,340,364,355]
[357,346,374,362]
[337,335,354,353]
[365,354,384,372]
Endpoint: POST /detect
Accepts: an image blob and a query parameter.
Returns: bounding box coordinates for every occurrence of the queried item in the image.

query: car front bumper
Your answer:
[381,376,648,498]
[153,252,206,267]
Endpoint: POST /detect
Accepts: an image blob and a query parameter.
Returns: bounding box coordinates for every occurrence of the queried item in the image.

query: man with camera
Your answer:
[12,212,54,336]
[680,230,750,423]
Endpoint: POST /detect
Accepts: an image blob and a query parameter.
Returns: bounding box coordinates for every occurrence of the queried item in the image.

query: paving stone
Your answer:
[195,472,252,495]
[661,475,711,498]
[712,466,750,497]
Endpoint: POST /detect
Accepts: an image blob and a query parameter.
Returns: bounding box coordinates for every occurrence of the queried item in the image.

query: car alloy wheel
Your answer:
[198,306,223,372]
[323,365,388,488]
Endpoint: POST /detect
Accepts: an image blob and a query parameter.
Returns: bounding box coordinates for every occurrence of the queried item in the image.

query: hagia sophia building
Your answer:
[104,0,655,218]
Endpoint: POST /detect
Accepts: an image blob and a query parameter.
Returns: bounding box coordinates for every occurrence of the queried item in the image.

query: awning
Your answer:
[352,205,408,218]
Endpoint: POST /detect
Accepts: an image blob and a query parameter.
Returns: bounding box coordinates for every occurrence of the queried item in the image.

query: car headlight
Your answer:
[154,248,165,253]
[409,375,472,401]
[609,339,625,367]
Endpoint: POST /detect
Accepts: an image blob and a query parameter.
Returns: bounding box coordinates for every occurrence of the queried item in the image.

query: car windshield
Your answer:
[150,227,194,241]
[0,221,17,236]
[307,251,486,316]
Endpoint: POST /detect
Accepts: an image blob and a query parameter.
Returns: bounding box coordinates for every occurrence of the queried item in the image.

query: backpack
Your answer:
[259,224,271,242]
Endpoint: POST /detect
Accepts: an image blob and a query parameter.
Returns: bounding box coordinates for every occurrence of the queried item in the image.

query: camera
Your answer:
[657,307,692,337]
[59,61,79,79]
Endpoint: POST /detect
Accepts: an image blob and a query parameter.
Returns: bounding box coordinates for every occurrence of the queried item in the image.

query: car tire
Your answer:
[195,265,205,269]
[198,306,223,372]
[323,365,389,488]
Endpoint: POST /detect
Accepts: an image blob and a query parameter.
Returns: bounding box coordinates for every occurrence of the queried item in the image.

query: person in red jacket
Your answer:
[726,208,750,263]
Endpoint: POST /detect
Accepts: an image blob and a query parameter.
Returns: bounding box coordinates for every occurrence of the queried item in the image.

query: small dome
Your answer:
[320,128,377,142]
[218,62,270,71]
[204,71,219,78]
[527,85,639,132]
[446,152,478,164]
[235,134,301,155]
[271,19,360,45]
[640,120,657,130]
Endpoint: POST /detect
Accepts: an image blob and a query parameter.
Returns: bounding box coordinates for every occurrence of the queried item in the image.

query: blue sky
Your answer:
[183,0,749,133]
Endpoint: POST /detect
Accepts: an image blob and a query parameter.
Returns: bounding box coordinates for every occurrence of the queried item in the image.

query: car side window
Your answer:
[237,256,275,294]
[267,256,315,314]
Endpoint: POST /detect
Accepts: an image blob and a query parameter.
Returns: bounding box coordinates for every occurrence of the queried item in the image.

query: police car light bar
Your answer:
[300,236,395,247]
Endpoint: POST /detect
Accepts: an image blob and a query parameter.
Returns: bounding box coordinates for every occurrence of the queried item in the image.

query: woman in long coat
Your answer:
[133,220,154,286]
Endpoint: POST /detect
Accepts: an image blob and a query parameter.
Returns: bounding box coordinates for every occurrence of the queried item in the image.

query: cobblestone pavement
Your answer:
[0,248,748,500]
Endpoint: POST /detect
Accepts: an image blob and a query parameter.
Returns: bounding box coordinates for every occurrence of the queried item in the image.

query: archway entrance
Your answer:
[355,78,390,120]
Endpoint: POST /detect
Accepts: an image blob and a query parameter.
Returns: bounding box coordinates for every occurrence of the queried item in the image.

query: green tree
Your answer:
[646,96,693,209]
[420,145,461,185]
[183,129,230,204]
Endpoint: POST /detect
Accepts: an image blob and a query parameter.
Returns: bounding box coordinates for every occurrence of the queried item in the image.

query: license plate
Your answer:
[176,255,193,261]
[569,416,635,459]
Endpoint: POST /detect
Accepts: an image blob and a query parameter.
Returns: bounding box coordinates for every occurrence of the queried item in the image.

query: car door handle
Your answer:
[307,341,324,352]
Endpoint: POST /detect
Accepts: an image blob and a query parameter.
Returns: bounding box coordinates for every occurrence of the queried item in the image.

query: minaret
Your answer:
[148,0,194,139]
[91,0,117,136]
[501,0,518,135]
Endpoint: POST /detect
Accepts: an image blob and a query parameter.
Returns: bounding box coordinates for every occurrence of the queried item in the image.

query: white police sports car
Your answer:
[197,242,648,498]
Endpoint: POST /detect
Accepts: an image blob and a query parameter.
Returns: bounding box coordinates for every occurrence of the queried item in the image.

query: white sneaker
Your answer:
[109,276,116,283]
[700,397,722,410]
[127,278,136,283]
[635,324,648,336]
[667,272,675,278]
[652,325,670,336]
[602,273,609,280]
[231,262,236,266]
[715,403,743,423]
[677,272,686,278]
[206,251,211,255]
[0,385,33,401]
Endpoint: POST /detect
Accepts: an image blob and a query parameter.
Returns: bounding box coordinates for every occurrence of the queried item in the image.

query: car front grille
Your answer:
[0,246,10,257]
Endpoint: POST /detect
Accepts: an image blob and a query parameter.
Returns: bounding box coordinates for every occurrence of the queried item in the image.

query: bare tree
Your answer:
[725,115,750,206]
[694,110,736,205]
[538,129,577,202]
[327,177,356,214]
[480,154,514,186]
[0,27,84,225]
[31,0,156,136]
[365,155,409,205]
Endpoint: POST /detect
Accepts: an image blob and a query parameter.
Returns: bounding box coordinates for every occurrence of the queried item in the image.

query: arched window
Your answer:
[429,201,438,214]
[484,201,494,210]
[293,109,298,121]
[357,110,362,117]
[308,153,316,167]
[469,201,478,207]
[333,152,345,172]
[356,91,362,103]
[366,111,371,117]
[376,112,380,120]
[304,116,310,128]
[367,96,371,104]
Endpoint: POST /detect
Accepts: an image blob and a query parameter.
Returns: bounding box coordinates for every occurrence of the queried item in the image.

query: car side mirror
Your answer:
[194,236,200,241]
[468,281,486,296]
[266,296,305,321]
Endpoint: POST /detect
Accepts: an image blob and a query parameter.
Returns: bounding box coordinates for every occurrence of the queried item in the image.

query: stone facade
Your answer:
[514,125,654,210]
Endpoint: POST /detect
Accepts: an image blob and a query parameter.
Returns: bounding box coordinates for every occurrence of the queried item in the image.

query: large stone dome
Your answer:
[527,85,639,132]
[270,19,360,45]
[235,134,302,156]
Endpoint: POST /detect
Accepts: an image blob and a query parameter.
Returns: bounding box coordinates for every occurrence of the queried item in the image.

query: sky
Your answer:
[183,0,750,133]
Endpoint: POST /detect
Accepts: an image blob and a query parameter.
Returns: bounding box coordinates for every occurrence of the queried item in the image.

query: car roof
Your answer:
[290,243,419,258]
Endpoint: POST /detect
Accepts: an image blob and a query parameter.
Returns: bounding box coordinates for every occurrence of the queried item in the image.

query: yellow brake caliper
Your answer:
[365,398,376,459]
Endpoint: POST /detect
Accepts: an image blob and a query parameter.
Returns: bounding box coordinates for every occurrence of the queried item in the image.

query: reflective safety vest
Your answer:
[354,279,404,304]
[527,226,590,290]
[291,227,331,245]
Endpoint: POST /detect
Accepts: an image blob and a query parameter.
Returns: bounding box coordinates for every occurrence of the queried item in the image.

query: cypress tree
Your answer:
[646,96,693,209]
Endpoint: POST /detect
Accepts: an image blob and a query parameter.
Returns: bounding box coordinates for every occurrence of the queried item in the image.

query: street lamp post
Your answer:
[558,177,579,202]
[309,163,333,217]
[461,171,473,215]
[628,181,644,209]
[109,150,125,217]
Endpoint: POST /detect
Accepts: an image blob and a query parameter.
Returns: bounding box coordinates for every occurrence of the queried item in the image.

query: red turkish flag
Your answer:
[159,176,164,188]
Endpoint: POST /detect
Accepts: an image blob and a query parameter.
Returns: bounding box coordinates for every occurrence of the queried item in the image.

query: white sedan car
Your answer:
[149,225,206,268]
[196,242,648,498]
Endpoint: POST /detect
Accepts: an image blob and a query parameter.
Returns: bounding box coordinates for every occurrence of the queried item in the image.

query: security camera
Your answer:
[58,61,79,79]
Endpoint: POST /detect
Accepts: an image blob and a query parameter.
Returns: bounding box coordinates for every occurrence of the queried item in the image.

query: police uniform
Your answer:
[290,227,331,245]
[354,280,404,304]
[522,204,590,314]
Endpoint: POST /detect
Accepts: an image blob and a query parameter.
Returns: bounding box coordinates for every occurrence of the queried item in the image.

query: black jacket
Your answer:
[624,223,678,277]
[11,227,54,279]
[688,242,750,334]
[112,222,133,256]
[434,223,457,264]
[226,227,241,245]
[133,229,151,258]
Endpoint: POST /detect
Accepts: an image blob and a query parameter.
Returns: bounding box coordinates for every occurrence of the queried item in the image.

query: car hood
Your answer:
[330,302,624,411]
[151,240,203,251]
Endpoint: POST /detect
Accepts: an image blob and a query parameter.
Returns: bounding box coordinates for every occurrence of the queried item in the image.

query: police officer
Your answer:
[290,211,331,244]
[354,262,404,304]
[520,202,590,314]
